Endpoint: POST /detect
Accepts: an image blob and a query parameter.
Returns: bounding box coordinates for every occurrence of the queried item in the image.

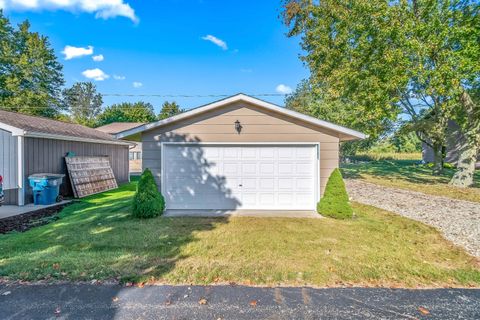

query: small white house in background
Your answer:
[0,111,131,206]
[117,94,365,212]
[95,122,145,174]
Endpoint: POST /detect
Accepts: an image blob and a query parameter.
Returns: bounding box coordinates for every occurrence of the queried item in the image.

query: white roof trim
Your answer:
[116,94,366,141]
[0,122,25,136]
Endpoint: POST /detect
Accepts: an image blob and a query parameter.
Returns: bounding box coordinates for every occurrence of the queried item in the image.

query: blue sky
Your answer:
[2,0,308,112]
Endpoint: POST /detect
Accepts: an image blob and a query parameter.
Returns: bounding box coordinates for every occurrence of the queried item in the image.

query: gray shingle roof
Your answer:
[0,110,121,143]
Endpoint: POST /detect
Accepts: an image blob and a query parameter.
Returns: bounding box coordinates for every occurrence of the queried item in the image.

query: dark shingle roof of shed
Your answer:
[0,110,119,142]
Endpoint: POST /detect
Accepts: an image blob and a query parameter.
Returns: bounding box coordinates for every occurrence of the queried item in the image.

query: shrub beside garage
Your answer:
[132,169,165,218]
[317,168,353,219]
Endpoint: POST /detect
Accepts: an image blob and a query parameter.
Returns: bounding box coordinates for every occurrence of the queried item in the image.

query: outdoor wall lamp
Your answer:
[235,120,243,134]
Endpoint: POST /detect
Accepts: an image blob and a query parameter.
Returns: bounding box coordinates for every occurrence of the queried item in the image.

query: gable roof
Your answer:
[0,110,131,145]
[95,122,145,134]
[116,94,366,141]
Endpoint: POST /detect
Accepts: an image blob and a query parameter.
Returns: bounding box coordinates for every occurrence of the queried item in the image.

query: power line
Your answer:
[101,93,286,98]
[1,93,288,109]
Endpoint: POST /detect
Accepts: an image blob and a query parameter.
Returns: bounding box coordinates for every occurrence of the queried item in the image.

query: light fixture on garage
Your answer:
[235,120,243,134]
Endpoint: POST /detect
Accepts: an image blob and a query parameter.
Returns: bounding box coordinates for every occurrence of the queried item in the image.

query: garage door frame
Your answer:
[160,142,321,210]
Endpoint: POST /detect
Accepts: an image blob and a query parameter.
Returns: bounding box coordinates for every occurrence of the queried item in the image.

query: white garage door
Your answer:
[163,144,318,210]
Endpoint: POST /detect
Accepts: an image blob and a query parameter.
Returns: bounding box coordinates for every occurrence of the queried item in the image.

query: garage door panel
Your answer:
[241,148,257,159]
[242,178,257,190]
[278,178,294,190]
[296,163,314,175]
[296,178,314,191]
[259,162,274,174]
[242,162,257,175]
[259,178,274,189]
[259,193,275,205]
[164,144,317,210]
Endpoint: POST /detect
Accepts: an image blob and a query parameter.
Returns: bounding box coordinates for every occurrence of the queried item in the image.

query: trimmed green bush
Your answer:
[132,169,165,218]
[317,168,353,219]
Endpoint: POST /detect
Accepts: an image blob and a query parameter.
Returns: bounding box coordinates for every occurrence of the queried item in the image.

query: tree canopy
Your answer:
[0,11,64,118]
[283,0,480,185]
[62,82,103,127]
[97,102,157,126]
[157,101,184,120]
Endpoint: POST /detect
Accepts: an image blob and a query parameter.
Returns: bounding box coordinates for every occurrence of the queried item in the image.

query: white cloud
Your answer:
[0,0,139,23]
[276,84,293,94]
[132,81,142,88]
[82,68,109,81]
[62,45,93,60]
[92,54,104,62]
[113,74,125,80]
[201,34,228,50]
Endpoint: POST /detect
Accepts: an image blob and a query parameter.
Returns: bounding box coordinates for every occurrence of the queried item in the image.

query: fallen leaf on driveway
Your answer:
[54,307,61,315]
[418,306,430,315]
[125,282,133,287]
[249,300,258,307]
[137,282,145,288]
[165,299,172,306]
[112,297,119,302]
[198,298,208,305]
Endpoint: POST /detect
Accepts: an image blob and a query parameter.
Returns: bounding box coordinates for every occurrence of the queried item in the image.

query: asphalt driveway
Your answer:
[1,283,479,319]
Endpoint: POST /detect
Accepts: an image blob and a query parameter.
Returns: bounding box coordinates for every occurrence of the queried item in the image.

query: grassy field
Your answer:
[342,160,480,203]
[1,179,479,287]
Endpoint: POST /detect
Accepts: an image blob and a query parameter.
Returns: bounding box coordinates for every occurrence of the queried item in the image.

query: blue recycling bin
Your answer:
[28,174,65,205]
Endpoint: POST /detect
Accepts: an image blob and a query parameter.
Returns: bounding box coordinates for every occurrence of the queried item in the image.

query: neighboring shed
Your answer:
[95,122,144,174]
[0,110,131,205]
[118,94,365,211]
[422,120,480,169]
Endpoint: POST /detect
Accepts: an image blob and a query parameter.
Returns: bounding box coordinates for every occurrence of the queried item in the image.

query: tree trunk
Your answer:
[449,91,480,188]
[432,143,444,175]
[449,139,479,187]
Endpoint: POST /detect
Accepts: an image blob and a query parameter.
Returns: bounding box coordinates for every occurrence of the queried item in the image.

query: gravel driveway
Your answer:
[346,179,480,258]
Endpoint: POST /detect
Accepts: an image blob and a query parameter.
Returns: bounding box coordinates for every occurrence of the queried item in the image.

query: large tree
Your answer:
[0,11,64,118]
[97,102,157,126]
[283,0,479,183]
[286,79,394,154]
[62,82,102,127]
[157,101,184,120]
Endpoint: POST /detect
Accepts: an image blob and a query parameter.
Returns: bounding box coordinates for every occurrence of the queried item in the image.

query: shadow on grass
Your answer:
[0,179,230,284]
[341,160,480,188]
[0,133,243,284]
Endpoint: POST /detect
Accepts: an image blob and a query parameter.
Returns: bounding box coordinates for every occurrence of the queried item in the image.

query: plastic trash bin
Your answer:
[28,173,65,205]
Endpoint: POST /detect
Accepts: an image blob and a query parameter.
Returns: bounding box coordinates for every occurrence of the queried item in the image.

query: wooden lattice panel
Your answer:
[65,156,118,198]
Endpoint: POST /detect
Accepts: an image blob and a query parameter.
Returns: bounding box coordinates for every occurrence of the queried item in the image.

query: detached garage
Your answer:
[117,94,365,212]
[0,110,131,206]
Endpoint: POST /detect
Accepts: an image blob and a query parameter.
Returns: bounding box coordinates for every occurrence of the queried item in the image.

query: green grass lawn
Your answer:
[1,179,479,287]
[342,160,480,203]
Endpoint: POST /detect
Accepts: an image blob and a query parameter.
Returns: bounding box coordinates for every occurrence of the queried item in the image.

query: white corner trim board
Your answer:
[17,136,25,206]
[116,94,366,140]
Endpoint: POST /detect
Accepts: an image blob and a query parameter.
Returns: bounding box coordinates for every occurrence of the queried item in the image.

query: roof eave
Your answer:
[0,122,25,136]
[24,131,133,146]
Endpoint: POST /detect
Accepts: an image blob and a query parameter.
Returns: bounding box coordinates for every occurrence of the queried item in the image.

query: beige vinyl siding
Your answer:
[142,101,340,197]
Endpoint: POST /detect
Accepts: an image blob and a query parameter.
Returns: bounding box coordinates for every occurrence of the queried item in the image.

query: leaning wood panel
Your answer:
[65,156,118,198]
